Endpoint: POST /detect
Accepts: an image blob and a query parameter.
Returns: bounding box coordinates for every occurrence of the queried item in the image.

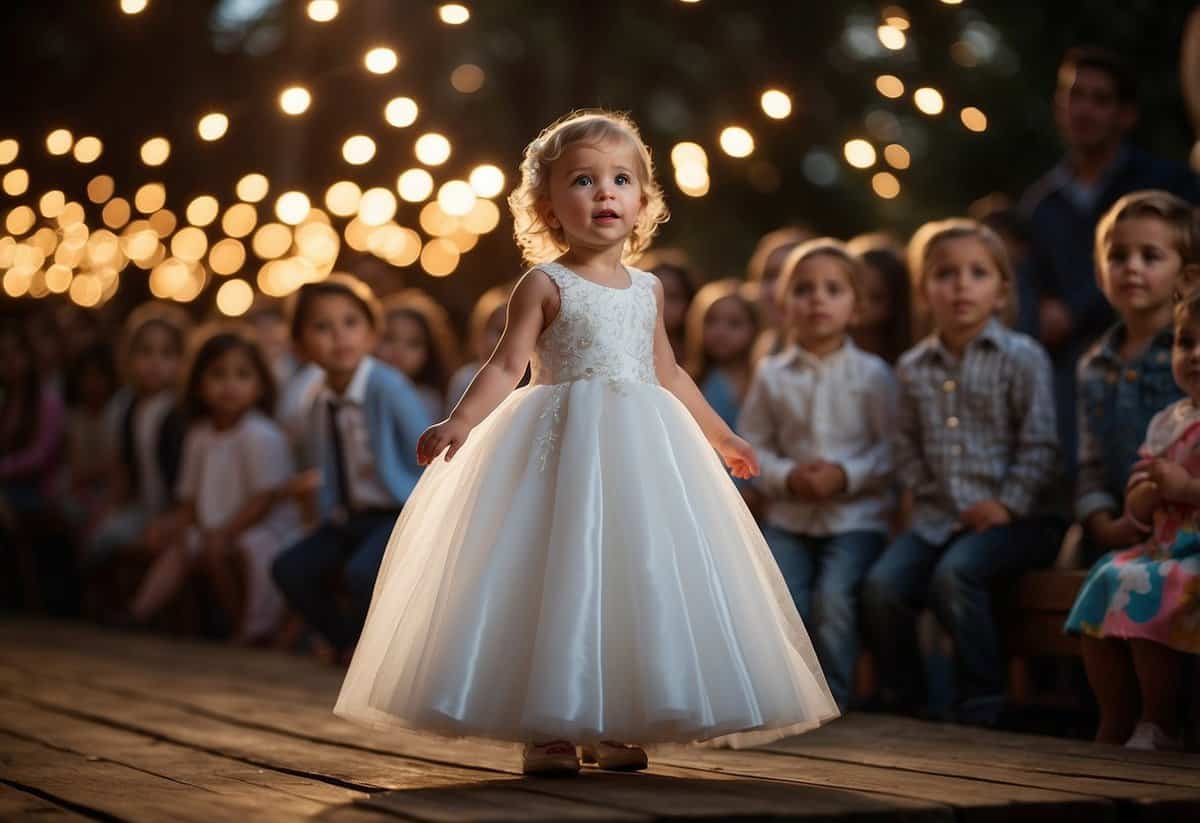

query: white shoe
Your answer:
[579,740,648,771]
[521,740,580,775]
[1124,722,1181,752]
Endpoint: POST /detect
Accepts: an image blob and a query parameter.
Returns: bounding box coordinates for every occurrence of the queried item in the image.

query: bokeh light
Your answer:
[843,139,877,169]
[419,202,458,236]
[876,75,904,99]
[438,4,470,24]
[253,223,293,259]
[674,164,710,197]
[197,112,229,141]
[45,264,72,294]
[364,47,399,74]
[216,278,254,316]
[306,0,338,22]
[397,168,434,202]
[72,136,102,163]
[415,133,451,166]
[325,181,362,217]
[3,168,29,196]
[468,164,505,198]
[279,86,312,115]
[171,226,208,262]
[120,0,148,14]
[960,106,988,132]
[148,208,177,237]
[342,134,377,165]
[39,190,66,219]
[0,139,18,164]
[872,171,901,199]
[134,182,166,214]
[222,202,258,237]
[140,136,170,166]
[275,191,311,225]
[437,180,477,216]
[186,195,219,227]
[718,126,754,158]
[877,24,906,50]
[46,128,73,156]
[462,199,501,234]
[6,206,35,235]
[209,238,246,275]
[760,90,792,120]
[236,173,269,203]
[420,237,460,276]
[87,174,115,203]
[671,142,708,169]
[450,64,485,94]
[384,96,419,128]
[914,87,945,115]
[102,197,132,229]
[358,187,398,226]
[884,143,911,169]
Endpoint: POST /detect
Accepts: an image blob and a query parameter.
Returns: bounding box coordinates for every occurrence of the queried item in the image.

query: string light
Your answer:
[358,187,398,226]
[252,223,293,259]
[46,129,74,156]
[102,197,132,229]
[134,182,166,214]
[877,25,906,50]
[437,180,476,216]
[364,47,399,74]
[671,142,708,168]
[222,203,257,238]
[415,133,451,165]
[843,139,877,169]
[236,173,269,203]
[438,4,470,24]
[38,190,66,219]
[325,181,362,217]
[306,0,338,22]
[140,136,170,166]
[120,0,148,14]
[209,238,246,275]
[450,64,485,94]
[397,168,434,202]
[72,136,102,163]
[876,75,905,99]
[3,168,29,196]
[884,144,911,169]
[275,191,311,225]
[342,135,377,165]
[279,86,312,115]
[420,237,460,276]
[914,87,945,115]
[468,164,505,198]
[718,127,754,158]
[0,139,17,164]
[675,163,710,198]
[186,195,220,227]
[760,90,792,120]
[197,112,229,141]
[960,106,988,132]
[462,199,501,234]
[872,172,901,199]
[384,97,419,128]
[216,278,254,316]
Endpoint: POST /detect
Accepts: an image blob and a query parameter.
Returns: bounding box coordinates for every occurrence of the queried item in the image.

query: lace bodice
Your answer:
[530,261,660,387]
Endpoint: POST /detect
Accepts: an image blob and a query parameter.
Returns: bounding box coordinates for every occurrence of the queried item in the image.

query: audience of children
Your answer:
[4,189,1197,749]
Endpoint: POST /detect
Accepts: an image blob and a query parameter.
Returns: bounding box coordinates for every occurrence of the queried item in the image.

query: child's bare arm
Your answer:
[417,271,550,465]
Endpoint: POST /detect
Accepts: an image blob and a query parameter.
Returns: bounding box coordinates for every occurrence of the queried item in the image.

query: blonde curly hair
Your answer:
[508,109,669,266]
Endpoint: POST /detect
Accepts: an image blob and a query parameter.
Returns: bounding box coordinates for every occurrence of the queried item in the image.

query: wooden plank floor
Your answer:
[0,620,1196,822]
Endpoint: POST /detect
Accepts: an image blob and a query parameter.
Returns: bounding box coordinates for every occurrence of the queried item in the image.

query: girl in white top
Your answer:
[738,238,898,710]
[130,328,303,643]
[334,110,837,776]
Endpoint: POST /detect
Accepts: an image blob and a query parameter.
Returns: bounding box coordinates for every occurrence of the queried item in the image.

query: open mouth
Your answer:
[592,209,620,220]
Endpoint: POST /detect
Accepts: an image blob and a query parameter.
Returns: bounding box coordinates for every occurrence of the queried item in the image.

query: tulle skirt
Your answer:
[334,378,838,748]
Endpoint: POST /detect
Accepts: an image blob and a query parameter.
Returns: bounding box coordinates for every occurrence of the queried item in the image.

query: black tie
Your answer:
[327,399,353,511]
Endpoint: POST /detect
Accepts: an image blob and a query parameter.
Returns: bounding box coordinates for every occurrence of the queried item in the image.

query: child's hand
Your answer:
[961,499,1012,533]
[417,418,472,465]
[1141,458,1193,501]
[717,434,760,479]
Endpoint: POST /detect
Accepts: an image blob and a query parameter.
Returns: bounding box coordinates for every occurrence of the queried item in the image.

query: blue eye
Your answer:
[615,173,631,185]
[572,175,592,187]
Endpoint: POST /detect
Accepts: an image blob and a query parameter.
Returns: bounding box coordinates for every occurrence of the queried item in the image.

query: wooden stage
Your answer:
[0,620,1196,822]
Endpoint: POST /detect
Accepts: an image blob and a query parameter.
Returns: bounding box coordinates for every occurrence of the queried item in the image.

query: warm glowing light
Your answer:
[134,182,166,214]
[236,173,269,203]
[671,142,708,169]
[884,143,911,170]
[279,86,312,115]
[960,106,988,132]
[295,221,340,262]
[123,224,159,261]
[120,0,148,14]
[149,209,178,237]
[87,174,114,203]
[844,139,877,169]
[364,46,399,74]
[209,238,246,275]
[419,202,458,236]
[468,164,505,198]
[876,75,905,99]
[3,168,29,196]
[384,97,419,128]
[102,197,132,229]
[342,135,377,165]
[275,191,311,225]
[877,24,906,50]
[171,226,208,262]
[718,126,754,158]
[73,136,102,163]
[58,203,86,229]
[760,90,793,120]
[358,187,398,226]
[198,112,229,141]
[0,139,17,164]
[306,0,338,22]
[462,199,501,234]
[86,230,122,268]
[252,223,293,259]
[344,218,371,252]
[46,264,72,294]
[872,171,901,199]
[39,191,66,219]
[69,273,102,306]
[448,229,478,254]
[415,133,451,166]
[216,278,254,316]
[140,136,170,166]
[437,180,476,216]
[438,4,470,24]
[149,257,189,299]
[46,129,74,156]
[4,268,32,298]
[325,181,362,217]
[186,195,219,227]
[371,224,422,267]
[674,164,710,197]
[222,202,257,238]
[397,168,434,202]
[420,237,460,276]
[450,64,485,94]
[6,206,35,235]
[914,87,945,115]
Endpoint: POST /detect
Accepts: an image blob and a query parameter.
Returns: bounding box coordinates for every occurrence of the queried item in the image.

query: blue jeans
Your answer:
[861,517,1062,724]
[271,510,398,653]
[763,525,885,710]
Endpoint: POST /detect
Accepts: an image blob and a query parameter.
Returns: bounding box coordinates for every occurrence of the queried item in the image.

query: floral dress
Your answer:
[1065,398,1200,653]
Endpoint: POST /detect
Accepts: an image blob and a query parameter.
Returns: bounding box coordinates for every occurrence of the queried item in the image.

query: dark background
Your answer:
[1,0,1196,324]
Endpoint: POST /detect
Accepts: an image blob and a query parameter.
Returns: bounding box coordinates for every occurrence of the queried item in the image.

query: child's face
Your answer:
[783,255,857,348]
[1098,217,1180,318]
[759,244,798,328]
[856,263,891,334]
[378,313,429,380]
[251,313,289,365]
[202,347,262,423]
[130,324,181,395]
[921,237,1006,342]
[1173,313,1200,403]
[702,296,756,365]
[300,294,377,377]
[543,138,645,254]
